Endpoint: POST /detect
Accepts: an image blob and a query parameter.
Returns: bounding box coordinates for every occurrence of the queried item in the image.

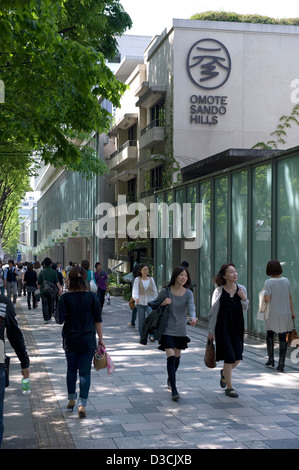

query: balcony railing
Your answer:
[109,140,137,160]
[140,119,164,136]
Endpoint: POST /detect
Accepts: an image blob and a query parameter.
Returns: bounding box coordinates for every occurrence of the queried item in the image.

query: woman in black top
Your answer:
[23,262,38,310]
[56,266,105,418]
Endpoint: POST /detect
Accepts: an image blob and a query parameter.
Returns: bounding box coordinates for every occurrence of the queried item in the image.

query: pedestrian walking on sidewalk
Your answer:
[38,257,61,323]
[94,262,109,311]
[0,263,4,296]
[0,295,30,448]
[150,266,197,401]
[4,260,19,306]
[55,266,105,419]
[128,262,140,328]
[208,263,248,398]
[23,262,38,310]
[263,259,295,372]
[132,264,158,341]
[81,260,93,290]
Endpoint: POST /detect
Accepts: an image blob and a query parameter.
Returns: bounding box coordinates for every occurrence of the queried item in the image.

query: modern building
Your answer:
[30,19,299,337]
[31,35,152,270]
[103,19,299,336]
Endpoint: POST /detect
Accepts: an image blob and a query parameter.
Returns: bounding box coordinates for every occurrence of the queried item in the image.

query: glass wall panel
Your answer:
[214,177,228,272]
[156,193,164,290]
[277,156,299,332]
[165,192,173,283]
[232,171,248,327]
[232,171,248,284]
[199,181,211,318]
[252,164,272,334]
[186,185,197,237]
[175,188,183,239]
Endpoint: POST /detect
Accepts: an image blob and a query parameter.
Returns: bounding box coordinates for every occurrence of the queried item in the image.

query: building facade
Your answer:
[155,146,299,337]
[25,20,299,338]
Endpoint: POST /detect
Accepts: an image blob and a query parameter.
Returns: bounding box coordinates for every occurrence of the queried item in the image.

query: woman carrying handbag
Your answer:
[150,266,197,401]
[208,263,248,398]
[56,266,105,418]
[263,259,295,372]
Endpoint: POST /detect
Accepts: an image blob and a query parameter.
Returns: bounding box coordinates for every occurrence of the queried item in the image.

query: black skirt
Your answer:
[158,334,190,351]
[215,288,244,363]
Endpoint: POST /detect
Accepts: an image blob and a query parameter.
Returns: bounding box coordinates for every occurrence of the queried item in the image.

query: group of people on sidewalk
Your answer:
[129,259,295,402]
[0,255,295,446]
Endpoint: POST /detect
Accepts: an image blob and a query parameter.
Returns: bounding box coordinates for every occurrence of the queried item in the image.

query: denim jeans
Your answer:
[96,289,106,310]
[6,282,17,304]
[65,351,94,407]
[137,304,152,337]
[0,367,5,448]
[130,307,137,327]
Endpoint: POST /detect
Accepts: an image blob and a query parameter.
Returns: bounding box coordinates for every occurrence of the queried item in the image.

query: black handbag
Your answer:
[5,355,10,388]
[204,338,216,368]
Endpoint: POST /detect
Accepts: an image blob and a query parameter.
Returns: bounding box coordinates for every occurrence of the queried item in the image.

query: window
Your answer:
[151,99,165,126]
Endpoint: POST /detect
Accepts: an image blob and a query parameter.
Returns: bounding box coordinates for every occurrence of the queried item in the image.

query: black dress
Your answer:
[215,286,244,363]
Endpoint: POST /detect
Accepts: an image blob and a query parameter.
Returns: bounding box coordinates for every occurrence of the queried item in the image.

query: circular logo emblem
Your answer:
[187,38,231,90]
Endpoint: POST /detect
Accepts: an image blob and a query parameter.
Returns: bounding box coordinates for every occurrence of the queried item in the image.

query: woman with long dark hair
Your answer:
[56,266,105,418]
[150,266,197,401]
[208,263,248,398]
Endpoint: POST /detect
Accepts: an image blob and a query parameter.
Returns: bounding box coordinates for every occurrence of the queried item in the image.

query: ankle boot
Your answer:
[265,337,275,367]
[78,405,86,418]
[67,399,76,411]
[277,341,287,372]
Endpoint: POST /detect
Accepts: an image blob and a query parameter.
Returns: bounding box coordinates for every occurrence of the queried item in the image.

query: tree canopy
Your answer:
[0,0,132,256]
[0,0,132,176]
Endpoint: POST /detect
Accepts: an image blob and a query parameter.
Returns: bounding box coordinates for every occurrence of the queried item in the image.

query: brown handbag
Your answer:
[287,321,299,347]
[204,338,216,368]
[129,297,135,310]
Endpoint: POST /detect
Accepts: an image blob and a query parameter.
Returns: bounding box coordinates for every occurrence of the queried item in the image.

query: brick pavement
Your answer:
[2,292,299,450]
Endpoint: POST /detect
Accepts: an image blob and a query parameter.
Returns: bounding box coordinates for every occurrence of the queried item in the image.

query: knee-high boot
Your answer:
[265,337,275,367]
[277,341,287,372]
[167,356,180,388]
[167,356,179,401]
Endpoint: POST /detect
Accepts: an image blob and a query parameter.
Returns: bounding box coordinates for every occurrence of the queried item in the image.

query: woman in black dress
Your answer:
[208,263,248,398]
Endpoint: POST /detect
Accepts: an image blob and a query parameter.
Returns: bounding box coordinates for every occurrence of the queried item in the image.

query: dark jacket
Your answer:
[140,287,170,345]
[0,295,30,369]
[38,266,59,295]
[24,270,37,288]
[56,291,102,353]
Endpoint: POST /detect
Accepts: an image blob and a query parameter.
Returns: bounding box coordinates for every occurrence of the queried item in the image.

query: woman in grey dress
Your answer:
[263,259,296,372]
[154,266,197,401]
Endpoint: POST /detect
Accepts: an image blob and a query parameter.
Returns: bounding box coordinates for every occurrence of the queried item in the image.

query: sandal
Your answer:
[220,369,226,389]
[225,388,239,398]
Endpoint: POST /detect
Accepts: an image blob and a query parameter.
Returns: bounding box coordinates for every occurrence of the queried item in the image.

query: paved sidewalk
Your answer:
[2,293,299,449]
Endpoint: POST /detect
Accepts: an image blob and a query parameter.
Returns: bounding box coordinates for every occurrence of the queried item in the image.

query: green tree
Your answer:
[0,0,132,176]
[0,156,33,254]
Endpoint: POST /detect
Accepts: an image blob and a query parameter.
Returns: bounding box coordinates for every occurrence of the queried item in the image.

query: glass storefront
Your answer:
[155,150,299,337]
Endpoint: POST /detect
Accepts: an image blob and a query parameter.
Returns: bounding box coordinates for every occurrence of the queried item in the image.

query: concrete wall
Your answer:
[146,19,299,168]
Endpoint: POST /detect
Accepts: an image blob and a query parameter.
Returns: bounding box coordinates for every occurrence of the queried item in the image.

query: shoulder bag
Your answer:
[90,271,98,293]
[204,338,216,368]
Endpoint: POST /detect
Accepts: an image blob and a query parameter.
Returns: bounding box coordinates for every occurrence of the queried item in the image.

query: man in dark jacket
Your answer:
[0,295,30,448]
[38,257,61,323]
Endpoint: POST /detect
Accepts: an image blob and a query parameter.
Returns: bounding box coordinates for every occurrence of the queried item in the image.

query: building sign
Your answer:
[186,39,231,125]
